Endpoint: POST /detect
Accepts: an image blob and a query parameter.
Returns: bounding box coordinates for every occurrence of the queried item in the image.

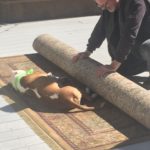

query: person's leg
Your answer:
[137,39,150,88]
[138,39,150,77]
[117,52,147,76]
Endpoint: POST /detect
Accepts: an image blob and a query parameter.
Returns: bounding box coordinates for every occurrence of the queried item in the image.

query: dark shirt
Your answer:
[87,0,150,62]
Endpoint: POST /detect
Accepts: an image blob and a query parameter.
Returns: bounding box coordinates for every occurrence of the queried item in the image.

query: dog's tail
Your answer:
[70,96,95,111]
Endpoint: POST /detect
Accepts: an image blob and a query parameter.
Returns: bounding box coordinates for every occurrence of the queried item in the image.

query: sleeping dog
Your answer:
[10,69,95,111]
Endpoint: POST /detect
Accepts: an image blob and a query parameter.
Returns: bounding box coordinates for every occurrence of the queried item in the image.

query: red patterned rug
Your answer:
[0,54,150,150]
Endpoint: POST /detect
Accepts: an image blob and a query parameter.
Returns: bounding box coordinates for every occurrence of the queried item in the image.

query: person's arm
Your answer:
[72,11,106,63]
[86,11,106,53]
[115,0,146,62]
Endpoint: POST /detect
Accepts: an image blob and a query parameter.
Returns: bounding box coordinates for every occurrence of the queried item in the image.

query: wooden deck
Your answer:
[0,16,150,150]
[0,16,101,150]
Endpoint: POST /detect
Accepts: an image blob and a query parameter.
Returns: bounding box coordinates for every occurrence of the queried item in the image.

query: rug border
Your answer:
[1,55,150,150]
[0,79,73,150]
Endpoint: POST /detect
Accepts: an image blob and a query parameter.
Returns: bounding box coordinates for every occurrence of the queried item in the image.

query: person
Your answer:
[72,0,150,78]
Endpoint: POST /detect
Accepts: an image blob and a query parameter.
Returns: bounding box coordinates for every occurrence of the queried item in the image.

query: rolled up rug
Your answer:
[33,34,150,129]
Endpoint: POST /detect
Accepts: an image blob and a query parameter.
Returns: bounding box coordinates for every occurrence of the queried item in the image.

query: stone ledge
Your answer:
[0,0,49,4]
[0,0,100,23]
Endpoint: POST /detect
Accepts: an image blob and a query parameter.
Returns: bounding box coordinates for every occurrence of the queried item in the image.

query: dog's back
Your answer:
[21,72,60,97]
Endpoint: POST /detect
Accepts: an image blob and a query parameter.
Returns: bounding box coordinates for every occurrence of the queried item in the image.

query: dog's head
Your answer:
[10,69,33,92]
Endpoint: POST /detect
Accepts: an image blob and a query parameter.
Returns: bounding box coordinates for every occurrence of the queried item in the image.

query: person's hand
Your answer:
[72,51,91,63]
[96,60,121,78]
[96,65,116,78]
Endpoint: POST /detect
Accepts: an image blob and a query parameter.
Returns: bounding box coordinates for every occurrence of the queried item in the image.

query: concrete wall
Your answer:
[0,0,100,23]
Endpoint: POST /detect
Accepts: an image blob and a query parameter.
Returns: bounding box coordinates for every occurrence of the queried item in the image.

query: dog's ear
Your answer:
[9,70,17,89]
[9,70,18,82]
[11,70,25,75]
[11,70,18,75]
[9,70,25,84]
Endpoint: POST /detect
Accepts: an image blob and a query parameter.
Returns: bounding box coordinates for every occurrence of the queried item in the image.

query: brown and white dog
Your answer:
[10,70,95,111]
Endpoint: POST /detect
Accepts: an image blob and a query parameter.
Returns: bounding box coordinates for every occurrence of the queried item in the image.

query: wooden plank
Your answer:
[0,120,29,133]
[0,135,45,149]
[15,143,51,150]
[0,127,35,143]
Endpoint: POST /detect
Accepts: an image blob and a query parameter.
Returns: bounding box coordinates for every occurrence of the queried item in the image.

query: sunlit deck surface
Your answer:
[0,16,150,150]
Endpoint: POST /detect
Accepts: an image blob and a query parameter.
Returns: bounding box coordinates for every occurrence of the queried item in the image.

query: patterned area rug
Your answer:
[0,54,150,150]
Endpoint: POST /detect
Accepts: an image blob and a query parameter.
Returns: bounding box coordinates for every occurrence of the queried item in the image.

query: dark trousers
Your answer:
[117,39,150,76]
